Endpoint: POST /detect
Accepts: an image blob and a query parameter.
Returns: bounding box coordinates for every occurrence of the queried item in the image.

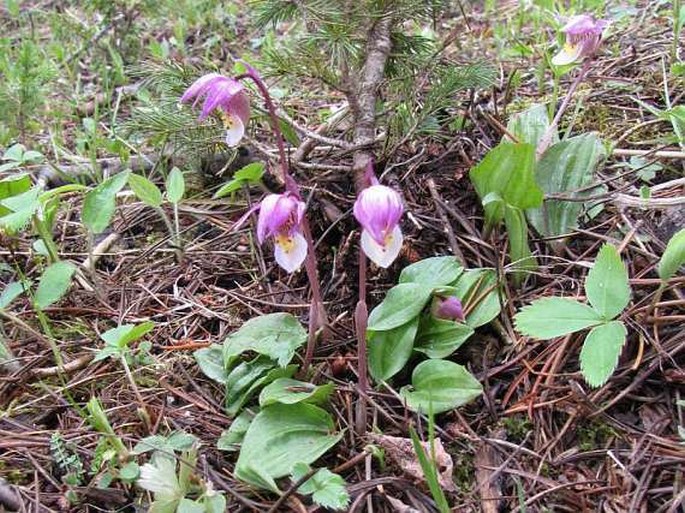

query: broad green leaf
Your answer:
[585,244,630,319]
[223,313,307,367]
[101,321,154,348]
[94,321,155,361]
[505,103,556,147]
[217,409,256,452]
[177,499,204,513]
[34,261,77,309]
[368,318,419,381]
[469,143,543,227]
[213,162,265,198]
[82,171,130,234]
[259,378,333,407]
[0,161,21,173]
[132,431,198,455]
[504,205,537,283]
[452,270,501,328]
[235,403,342,493]
[399,360,482,414]
[0,280,31,309]
[414,316,474,359]
[0,173,31,216]
[515,298,604,339]
[398,256,463,287]
[129,173,163,207]
[527,134,606,238]
[367,283,433,331]
[3,144,25,162]
[225,358,296,416]
[149,498,180,513]
[21,150,44,164]
[204,493,226,513]
[118,461,140,482]
[165,167,185,204]
[291,463,350,511]
[658,228,685,280]
[580,321,627,387]
[193,345,227,384]
[0,186,40,233]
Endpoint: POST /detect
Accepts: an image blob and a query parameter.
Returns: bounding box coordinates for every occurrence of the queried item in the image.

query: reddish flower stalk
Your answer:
[184,66,327,369]
[236,64,327,369]
[353,162,405,433]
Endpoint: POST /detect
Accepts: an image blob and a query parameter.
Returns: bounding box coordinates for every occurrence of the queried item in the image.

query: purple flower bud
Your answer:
[181,73,251,146]
[256,193,307,273]
[353,184,404,268]
[431,296,464,322]
[552,15,607,66]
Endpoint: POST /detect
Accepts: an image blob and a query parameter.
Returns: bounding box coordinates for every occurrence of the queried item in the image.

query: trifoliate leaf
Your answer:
[291,463,350,511]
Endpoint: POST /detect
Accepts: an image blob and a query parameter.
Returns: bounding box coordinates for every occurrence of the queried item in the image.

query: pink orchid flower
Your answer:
[181,73,250,146]
[552,15,608,66]
[354,184,404,268]
[257,193,307,273]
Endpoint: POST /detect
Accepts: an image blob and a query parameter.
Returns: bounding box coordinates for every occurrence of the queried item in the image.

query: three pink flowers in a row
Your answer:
[181,72,405,272]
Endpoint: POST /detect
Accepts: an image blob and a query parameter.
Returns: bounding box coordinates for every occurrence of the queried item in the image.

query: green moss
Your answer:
[502,414,532,443]
[577,420,617,452]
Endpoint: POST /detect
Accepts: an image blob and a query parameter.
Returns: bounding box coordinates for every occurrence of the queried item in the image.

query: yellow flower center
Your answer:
[275,234,295,253]
[220,111,236,129]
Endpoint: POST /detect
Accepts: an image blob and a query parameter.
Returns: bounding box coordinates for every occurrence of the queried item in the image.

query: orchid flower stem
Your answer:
[354,251,369,434]
[537,60,592,158]
[155,206,182,263]
[236,73,291,188]
[237,71,327,368]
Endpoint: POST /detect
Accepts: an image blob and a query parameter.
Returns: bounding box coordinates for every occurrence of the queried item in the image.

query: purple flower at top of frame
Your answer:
[552,14,608,66]
[181,73,250,146]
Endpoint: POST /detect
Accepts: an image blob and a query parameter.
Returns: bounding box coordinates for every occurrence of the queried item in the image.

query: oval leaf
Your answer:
[398,256,463,287]
[166,167,185,204]
[585,244,630,320]
[368,318,419,382]
[469,142,542,226]
[658,228,685,280]
[129,173,163,207]
[414,316,474,359]
[580,321,627,388]
[259,378,333,407]
[223,313,307,367]
[34,261,77,309]
[399,360,482,414]
[515,297,604,339]
[367,283,433,331]
[235,403,343,493]
[0,280,31,310]
[82,171,130,234]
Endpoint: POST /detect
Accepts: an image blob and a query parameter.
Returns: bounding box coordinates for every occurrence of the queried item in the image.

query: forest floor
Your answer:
[1,1,684,512]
